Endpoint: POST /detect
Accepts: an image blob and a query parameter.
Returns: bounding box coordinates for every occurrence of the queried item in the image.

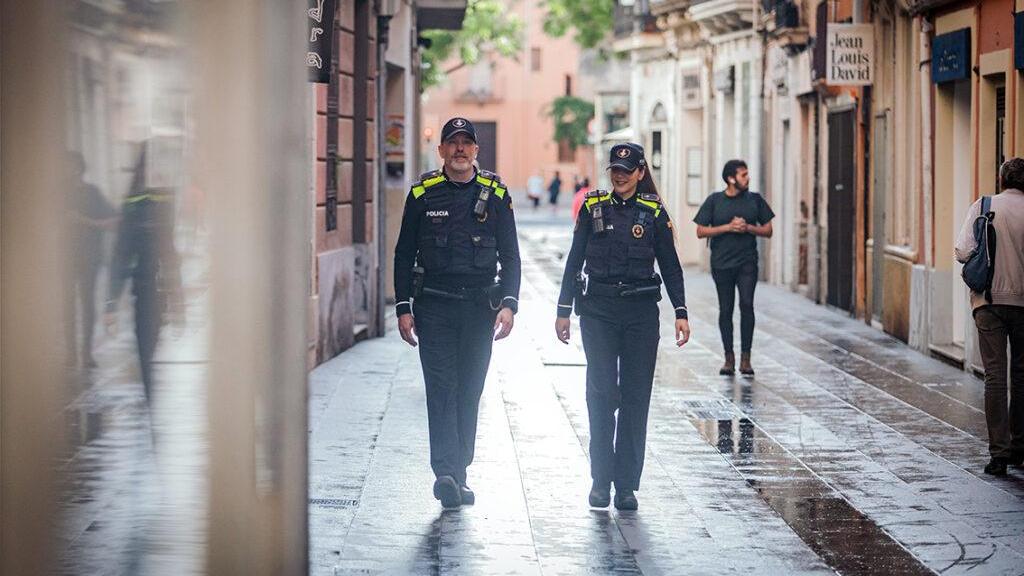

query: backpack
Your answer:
[961,196,997,302]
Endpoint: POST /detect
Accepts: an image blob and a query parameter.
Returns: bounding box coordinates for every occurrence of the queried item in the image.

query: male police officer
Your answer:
[394,117,521,508]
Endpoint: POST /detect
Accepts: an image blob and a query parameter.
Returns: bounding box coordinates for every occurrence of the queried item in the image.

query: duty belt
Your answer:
[584,274,662,298]
[420,284,503,310]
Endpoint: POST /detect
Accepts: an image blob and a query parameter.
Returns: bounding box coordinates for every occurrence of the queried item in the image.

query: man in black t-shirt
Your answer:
[693,160,774,376]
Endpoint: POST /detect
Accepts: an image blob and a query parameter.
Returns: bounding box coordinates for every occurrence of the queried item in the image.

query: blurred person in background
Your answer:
[548,170,562,210]
[66,151,119,370]
[104,142,183,404]
[571,177,591,221]
[527,173,543,210]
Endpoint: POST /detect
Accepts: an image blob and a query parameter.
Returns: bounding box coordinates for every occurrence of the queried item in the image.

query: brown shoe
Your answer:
[739,353,754,377]
[719,352,735,376]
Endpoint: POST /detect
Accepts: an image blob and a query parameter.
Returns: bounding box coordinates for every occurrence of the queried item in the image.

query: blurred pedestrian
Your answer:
[66,152,119,369]
[394,117,521,508]
[555,143,689,511]
[694,159,774,377]
[571,177,590,222]
[105,143,183,404]
[548,171,562,209]
[955,157,1024,476]
[527,174,543,210]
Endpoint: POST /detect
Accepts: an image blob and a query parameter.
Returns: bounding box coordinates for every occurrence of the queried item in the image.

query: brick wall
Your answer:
[313,0,379,364]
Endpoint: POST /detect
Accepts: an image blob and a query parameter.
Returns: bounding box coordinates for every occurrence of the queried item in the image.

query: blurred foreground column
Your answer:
[195,1,310,574]
[1,2,67,574]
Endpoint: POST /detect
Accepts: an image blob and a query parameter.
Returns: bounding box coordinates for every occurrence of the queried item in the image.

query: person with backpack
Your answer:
[955,157,1024,476]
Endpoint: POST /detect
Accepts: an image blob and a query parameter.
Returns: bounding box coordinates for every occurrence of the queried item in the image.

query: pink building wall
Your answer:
[421,0,595,193]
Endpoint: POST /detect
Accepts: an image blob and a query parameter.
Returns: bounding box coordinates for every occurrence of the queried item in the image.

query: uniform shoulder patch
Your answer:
[585,189,607,199]
[640,193,661,203]
[418,169,442,181]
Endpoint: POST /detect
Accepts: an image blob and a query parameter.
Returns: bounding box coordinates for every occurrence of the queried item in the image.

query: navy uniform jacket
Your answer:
[557,190,687,319]
[394,168,521,316]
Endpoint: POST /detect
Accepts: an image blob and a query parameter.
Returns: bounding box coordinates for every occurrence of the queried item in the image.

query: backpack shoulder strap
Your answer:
[981,195,991,215]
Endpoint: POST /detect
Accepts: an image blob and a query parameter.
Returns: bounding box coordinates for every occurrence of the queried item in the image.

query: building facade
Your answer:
[420,0,594,195]
[612,0,1023,375]
[312,0,465,365]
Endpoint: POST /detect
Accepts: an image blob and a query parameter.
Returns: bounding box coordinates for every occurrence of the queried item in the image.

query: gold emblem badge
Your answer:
[453,118,466,127]
[632,224,645,238]
[617,147,631,158]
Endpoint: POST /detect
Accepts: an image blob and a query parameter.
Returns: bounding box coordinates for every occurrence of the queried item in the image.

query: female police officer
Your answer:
[554,142,689,511]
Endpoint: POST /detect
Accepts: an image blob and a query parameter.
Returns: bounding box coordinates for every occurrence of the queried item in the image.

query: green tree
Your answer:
[541,0,615,50]
[420,0,524,90]
[546,95,594,150]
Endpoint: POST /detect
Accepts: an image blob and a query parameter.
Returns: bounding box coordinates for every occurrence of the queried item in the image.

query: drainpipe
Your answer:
[376,12,391,337]
[919,14,934,351]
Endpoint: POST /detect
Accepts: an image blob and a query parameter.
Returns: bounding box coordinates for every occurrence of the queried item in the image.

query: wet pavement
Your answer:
[59,251,208,576]
[311,211,1024,576]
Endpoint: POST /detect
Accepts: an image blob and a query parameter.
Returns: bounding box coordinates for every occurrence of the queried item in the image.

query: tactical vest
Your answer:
[412,170,507,277]
[583,190,662,282]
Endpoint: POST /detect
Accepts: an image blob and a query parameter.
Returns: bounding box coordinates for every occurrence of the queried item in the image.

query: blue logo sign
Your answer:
[933,28,971,84]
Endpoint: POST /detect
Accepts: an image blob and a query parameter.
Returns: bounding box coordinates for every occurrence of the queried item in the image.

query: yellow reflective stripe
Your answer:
[492,184,506,199]
[637,198,661,217]
[476,175,494,187]
[423,175,446,188]
[412,185,426,198]
[585,194,611,210]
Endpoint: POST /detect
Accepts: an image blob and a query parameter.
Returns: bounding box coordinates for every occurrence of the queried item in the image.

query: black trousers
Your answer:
[579,297,660,492]
[711,261,758,354]
[974,305,1024,459]
[414,294,497,484]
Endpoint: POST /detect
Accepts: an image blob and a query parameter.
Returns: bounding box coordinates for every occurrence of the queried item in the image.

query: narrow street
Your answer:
[310,211,1024,576]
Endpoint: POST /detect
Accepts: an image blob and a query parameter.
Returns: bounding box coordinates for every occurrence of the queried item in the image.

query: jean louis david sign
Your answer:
[826,24,874,86]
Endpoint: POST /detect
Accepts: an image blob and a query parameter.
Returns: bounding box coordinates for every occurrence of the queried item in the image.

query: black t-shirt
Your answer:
[693,190,775,270]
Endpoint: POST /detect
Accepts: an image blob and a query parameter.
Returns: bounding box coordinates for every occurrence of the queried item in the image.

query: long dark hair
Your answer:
[636,167,676,240]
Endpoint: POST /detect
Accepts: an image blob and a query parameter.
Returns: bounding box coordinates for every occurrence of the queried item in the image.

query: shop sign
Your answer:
[932,28,970,84]
[307,0,338,83]
[826,24,873,86]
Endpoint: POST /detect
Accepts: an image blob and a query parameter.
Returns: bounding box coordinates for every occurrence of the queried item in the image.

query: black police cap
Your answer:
[441,117,477,143]
[608,143,646,171]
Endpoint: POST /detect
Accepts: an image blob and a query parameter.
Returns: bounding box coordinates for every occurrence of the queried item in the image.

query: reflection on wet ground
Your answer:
[310,214,1024,575]
[59,254,208,576]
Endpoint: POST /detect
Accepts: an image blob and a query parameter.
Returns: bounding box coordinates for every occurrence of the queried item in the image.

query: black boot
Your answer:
[588,481,610,508]
[984,457,1008,476]
[614,489,638,511]
[433,476,462,508]
[459,482,475,506]
[719,352,736,376]
[739,352,755,377]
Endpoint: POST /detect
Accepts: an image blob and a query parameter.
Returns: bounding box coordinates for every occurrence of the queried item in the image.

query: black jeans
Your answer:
[413,294,497,484]
[974,305,1024,459]
[580,298,660,492]
[711,261,758,354]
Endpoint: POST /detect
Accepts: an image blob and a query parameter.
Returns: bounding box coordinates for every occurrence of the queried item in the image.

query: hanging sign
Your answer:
[932,28,970,84]
[307,0,337,83]
[826,23,874,86]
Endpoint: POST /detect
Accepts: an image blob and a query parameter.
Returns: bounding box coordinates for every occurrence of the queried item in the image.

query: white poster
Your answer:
[826,23,874,86]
